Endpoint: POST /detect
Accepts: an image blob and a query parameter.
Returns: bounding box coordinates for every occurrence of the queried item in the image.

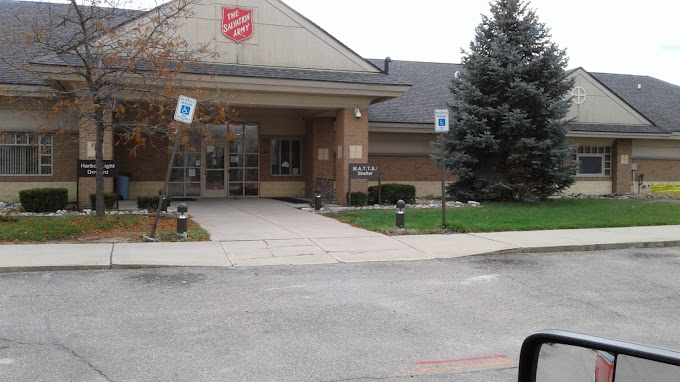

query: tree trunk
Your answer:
[95,105,106,217]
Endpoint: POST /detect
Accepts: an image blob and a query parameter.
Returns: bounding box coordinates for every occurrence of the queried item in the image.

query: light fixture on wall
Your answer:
[354,108,362,119]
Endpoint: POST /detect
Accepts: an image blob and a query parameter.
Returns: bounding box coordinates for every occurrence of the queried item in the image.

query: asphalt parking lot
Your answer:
[1,247,679,381]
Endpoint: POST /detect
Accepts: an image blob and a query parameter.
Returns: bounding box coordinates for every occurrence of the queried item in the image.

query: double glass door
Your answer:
[202,124,259,197]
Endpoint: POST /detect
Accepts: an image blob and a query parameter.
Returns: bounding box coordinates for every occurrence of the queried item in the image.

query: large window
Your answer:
[271,139,301,176]
[0,133,52,175]
[571,146,611,176]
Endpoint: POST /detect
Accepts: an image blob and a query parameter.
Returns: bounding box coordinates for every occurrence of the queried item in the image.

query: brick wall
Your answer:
[0,133,79,202]
[115,136,169,182]
[634,159,680,181]
[367,155,456,182]
[0,134,78,183]
[335,108,368,205]
[612,138,633,193]
[303,118,336,197]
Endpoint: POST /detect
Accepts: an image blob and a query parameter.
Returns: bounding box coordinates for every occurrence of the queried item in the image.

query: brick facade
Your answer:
[0,134,79,202]
[633,159,680,181]
[367,155,456,182]
[114,136,169,182]
[612,138,633,193]
[335,108,368,205]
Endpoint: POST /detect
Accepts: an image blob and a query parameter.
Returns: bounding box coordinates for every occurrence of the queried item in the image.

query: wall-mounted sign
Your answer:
[222,7,254,43]
[78,160,118,177]
[349,163,381,179]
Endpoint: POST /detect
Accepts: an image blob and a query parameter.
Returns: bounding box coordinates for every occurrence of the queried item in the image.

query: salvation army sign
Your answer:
[222,7,253,43]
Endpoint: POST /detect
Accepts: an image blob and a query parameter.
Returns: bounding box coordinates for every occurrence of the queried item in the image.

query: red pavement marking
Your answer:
[418,354,508,365]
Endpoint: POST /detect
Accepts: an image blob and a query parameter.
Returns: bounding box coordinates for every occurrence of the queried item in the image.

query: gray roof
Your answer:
[1,0,405,88]
[368,59,680,135]
[592,72,680,132]
[0,0,137,86]
[33,53,409,86]
[368,59,461,124]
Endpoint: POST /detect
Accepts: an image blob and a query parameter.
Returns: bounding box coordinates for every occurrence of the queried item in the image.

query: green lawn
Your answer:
[0,215,209,242]
[326,199,680,234]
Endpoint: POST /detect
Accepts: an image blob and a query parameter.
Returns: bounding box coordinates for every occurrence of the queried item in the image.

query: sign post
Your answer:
[150,95,197,238]
[435,109,449,228]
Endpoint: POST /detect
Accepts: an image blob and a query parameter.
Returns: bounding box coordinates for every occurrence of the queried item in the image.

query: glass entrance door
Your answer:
[228,124,259,197]
[202,144,227,197]
[169,134,201,197]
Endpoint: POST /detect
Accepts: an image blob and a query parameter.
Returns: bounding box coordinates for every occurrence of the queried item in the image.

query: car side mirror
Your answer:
[518,330,680,382]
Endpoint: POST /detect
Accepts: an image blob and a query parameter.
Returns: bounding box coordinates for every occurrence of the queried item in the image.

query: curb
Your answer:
[1,240,680,274]
[471,240,680,257]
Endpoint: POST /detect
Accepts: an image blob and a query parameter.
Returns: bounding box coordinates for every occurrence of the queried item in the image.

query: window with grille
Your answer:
[570,146,611,176]
[0,133,52,175]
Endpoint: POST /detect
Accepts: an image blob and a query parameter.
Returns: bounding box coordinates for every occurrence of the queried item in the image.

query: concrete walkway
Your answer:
[1,198,679,272]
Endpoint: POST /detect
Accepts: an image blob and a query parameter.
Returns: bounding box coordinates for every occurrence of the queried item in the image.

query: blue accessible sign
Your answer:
[434,109,449,133]
[174,95,197,124]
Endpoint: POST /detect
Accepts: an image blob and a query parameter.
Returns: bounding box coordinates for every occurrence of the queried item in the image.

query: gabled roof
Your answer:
[592,72,680,132]
[0,0,138,86]
[1,0,406,88]
[367,59,461,124]
[367,58,680,136]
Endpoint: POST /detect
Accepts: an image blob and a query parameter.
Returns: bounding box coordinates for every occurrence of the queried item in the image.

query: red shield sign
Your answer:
[221,7,253,43]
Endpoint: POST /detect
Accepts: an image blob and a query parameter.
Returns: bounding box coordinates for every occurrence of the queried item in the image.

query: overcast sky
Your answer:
[280,0,680,86]
[55,0,680,85]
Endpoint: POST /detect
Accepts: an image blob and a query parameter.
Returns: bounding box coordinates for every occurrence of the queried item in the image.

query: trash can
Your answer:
[118,173,131,200]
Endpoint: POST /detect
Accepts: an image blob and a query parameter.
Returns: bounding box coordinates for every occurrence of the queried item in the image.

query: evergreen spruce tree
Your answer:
[445,0,576,202]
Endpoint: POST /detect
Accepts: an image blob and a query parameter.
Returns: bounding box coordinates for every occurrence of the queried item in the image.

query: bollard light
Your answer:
[159,189,168,212]
[177,203,188,238]
[314,187,322,211]
[395,199,406,229]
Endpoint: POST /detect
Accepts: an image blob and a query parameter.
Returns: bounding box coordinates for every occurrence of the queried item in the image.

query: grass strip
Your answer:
[326,199,680,234]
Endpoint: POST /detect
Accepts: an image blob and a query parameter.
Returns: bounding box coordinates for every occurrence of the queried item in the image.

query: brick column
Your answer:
[77,107,114,210]
[612,138,633,193]
[334,108,369,205]
[306,118,336,186]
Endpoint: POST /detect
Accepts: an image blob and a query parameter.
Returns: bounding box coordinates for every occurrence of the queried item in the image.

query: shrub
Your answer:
[89,193,119,210]
[346,191,367,206]
[19,188,68,213]
[368,184,416,205]
[0,215,18,223]
[137,195,172,210]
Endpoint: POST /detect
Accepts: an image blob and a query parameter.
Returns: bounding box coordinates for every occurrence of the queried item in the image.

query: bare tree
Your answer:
[1,0,235,216]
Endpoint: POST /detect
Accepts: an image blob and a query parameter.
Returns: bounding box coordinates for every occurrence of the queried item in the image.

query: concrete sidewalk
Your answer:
[1,224,679,272]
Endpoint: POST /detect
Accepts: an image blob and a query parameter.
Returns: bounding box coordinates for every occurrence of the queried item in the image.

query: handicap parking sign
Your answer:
[174,95,197,123]
[434,109,449,133]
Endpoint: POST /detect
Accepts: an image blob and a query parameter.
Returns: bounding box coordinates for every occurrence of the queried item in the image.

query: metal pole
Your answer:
[348,165,352,206]
[150,123,183,238]
[439,132,446,228]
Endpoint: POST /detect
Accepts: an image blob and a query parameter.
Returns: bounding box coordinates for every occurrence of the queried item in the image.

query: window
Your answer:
[571,146,611,176]
[0,133,52,175]
[271,139,301,175]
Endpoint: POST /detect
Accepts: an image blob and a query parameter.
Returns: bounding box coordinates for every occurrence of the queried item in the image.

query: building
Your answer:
[1,0,680,208]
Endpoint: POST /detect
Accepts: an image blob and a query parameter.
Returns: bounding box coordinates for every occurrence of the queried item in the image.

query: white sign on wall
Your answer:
[434,109,449,133]
[174,95,197,124]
